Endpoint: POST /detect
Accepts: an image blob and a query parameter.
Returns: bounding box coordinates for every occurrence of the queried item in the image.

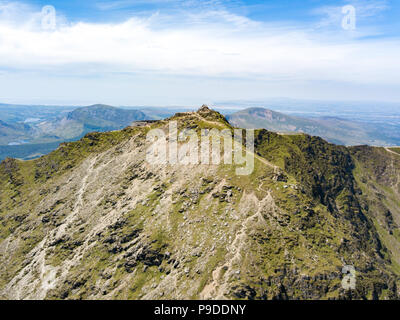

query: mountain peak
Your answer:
[86,104,115,109]
[196,105,230,127]
[1,105,400,300]
[66,104,147,127]
[197,104,211,113]
[168,105,230,128]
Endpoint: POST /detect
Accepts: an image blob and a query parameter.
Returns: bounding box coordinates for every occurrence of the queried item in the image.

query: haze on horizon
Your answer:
[0,0,399,106]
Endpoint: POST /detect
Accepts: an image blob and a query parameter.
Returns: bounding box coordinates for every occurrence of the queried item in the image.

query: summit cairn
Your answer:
[198,104,211,114]
[196,104,229,124]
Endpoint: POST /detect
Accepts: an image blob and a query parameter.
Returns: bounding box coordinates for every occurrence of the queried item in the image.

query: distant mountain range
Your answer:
[0,104,152,160]
[31,104,149,144]
[226,107,399,146]
[1,104,400,161]
[66,104,147,130]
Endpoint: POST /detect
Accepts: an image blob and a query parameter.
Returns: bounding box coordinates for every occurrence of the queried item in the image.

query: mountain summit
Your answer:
[0,107,399,300]
[198,104,211,113]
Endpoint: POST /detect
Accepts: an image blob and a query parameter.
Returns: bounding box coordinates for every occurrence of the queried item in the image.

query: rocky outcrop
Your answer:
[0,108,399,300]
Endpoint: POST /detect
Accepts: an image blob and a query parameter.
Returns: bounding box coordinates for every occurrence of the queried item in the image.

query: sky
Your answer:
[0,0,399,106]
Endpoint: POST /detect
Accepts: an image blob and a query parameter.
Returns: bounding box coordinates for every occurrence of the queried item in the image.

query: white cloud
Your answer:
[0,0,399,104]
[313,0,389,28]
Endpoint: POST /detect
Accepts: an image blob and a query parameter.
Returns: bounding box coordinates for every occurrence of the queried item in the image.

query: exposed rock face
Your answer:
[0,108,399,300]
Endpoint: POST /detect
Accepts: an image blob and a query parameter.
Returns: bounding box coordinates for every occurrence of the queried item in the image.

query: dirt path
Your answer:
[385,147,400,156]
[180,112,279,171]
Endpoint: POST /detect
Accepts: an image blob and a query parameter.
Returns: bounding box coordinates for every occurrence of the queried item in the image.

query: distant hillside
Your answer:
[226,108,391,146]
[0,105,151,160]
[66,104,147,130]
[0,120,33,145]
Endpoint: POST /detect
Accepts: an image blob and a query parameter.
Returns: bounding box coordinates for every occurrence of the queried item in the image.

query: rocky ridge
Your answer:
[0,106,399,300]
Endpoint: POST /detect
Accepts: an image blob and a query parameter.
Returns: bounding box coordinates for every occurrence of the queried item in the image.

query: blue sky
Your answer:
[0,0,399,106]
[21,0,397,25]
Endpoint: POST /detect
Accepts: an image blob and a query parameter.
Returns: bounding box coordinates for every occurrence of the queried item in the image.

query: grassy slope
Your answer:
[253,131,400,299]
[0,110,399,300]
[389,147,400,155]
[0,127,143,288]
[349,146,400,274]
